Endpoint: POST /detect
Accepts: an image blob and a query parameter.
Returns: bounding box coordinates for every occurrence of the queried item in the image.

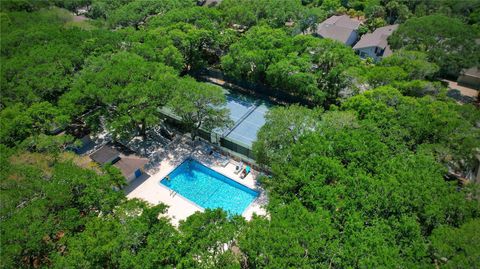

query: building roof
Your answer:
[90,145,120,165]
[353,24,399,51]
[462,67,480,78]
[114,157,148,178]
[197,0,222,6]
[315,15,361,44]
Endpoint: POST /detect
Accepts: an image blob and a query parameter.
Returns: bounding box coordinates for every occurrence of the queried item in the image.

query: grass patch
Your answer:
[64,20,97,30]
[40,7,97,30]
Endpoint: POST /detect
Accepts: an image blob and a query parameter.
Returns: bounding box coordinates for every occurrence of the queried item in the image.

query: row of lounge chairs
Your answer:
[199,141,252,179]
[234,162,251,179]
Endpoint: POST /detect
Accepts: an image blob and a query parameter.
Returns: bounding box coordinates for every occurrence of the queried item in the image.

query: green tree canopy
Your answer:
[0,151,124,268]
[219,0,306,28]
[168,78,232,140]
[222,26,360,105]
[106,0,194,29]
[0,102,69,147]
[253,105,323,165]
[379,50,439,80]
[60,51,178,141]
[389,14,480,78]
[430,219,480,269]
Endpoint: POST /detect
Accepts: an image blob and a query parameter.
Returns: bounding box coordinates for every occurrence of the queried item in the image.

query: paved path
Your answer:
[443,79,479,104]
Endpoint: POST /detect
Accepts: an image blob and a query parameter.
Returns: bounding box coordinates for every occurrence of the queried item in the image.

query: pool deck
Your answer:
[125,136,267,226]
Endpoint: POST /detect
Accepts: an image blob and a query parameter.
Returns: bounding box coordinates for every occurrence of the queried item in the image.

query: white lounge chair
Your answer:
[234,161,243,174]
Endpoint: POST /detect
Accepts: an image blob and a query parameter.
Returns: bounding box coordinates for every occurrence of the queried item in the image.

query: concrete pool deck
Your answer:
[125,136,267,226]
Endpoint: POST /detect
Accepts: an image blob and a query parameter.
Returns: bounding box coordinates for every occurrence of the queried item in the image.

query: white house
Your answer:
[313,15,361,47]
[353,24,399,61]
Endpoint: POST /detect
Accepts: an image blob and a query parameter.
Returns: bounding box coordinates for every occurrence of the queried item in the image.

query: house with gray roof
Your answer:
[197,0,222,7]
[90,145,120,165]
[313,15,361,46]
[353,24,398,62]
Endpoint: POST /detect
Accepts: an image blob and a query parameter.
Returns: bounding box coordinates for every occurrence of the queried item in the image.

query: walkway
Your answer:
[442,79,479,104]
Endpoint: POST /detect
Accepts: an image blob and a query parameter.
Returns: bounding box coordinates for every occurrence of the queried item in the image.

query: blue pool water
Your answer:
[160,159,259,215]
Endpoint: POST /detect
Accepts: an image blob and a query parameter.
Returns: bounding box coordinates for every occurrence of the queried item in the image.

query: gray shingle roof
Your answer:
[90,146,120,165]
[315,15,361,44]
[197,0,222,6]
[353,24,398,51]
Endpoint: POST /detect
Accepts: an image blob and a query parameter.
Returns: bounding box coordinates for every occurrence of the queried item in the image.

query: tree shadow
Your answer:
[255,190,269,207]
[123,173,151,195]
[447,89,476,104]
[143,136,196,174]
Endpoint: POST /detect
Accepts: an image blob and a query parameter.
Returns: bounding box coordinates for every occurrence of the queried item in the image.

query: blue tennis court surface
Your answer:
[213,85,272,148]
[225,95,255,123]
[225,104,269,147]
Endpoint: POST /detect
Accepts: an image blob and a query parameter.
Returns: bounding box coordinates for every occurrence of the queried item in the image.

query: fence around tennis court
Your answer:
[160,94,269,161]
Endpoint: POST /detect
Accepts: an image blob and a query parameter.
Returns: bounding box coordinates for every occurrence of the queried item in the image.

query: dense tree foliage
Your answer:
[0,149,124,268]
[252,88,480,267]
[430,219,480,268]
[169,79,232,140]
[343,88,480,174]
[389,14,480,78]
[219,0,306,28]
[253,105,324,165]
[86,0,194,29]
[222,26,360,104]
[0,7,121,107]
[106,0,194,29]
[60,51,179,141]
[1,1,479,268]
[340,49,447,100]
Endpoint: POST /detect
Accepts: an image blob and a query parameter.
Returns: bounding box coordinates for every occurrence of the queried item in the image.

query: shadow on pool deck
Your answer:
[125,138,198,196]
[124,173,151,195]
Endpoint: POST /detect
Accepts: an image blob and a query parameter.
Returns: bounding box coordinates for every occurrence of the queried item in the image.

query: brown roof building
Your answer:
[89,145,120,165]
[114,157,149,182]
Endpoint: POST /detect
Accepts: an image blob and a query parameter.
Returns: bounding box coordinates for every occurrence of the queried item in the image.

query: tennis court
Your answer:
[214,83,273,148]
[225,104,269,147]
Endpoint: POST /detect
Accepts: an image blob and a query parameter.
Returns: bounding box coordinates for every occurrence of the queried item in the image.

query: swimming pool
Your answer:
[160,159,259,215]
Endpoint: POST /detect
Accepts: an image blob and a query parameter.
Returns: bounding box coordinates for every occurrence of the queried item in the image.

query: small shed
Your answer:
[90,145,120,165]
[114,157,149,183]
[458,67,480,90]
